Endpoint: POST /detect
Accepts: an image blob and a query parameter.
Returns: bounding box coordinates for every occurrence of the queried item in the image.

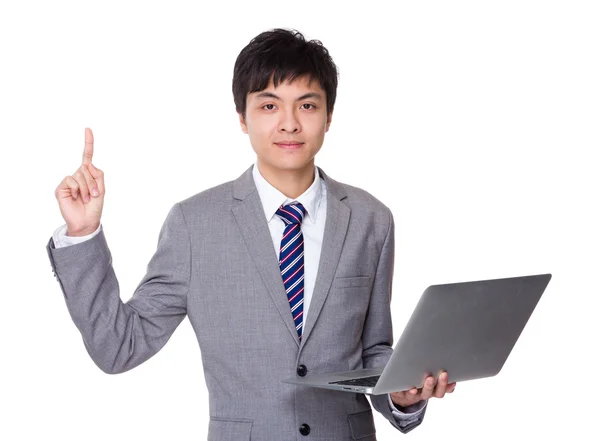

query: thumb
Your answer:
[87,162,105,195]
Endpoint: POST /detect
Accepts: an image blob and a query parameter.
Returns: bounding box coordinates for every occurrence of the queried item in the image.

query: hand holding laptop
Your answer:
[390,371,456,408]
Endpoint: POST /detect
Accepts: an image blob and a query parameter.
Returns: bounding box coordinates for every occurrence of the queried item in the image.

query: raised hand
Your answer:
[55,128,105,236]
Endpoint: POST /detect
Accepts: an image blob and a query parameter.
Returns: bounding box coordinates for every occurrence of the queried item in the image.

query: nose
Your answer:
[278,107,301,133]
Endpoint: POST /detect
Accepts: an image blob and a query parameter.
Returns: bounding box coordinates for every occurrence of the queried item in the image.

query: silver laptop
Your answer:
[281,273,552,395]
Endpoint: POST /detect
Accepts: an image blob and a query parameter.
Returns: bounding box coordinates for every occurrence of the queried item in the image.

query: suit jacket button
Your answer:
[299,423,310,436]
[297,365,307,377]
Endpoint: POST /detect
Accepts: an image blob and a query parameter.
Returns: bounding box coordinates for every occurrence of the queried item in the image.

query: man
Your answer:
[47,28,455,440]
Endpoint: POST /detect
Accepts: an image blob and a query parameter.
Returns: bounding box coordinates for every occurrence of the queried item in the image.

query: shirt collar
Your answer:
[252,162,323,225]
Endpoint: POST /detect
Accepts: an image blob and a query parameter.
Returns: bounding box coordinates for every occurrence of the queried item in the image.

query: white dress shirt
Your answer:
[52,162,426,423]
[251,161,326,331]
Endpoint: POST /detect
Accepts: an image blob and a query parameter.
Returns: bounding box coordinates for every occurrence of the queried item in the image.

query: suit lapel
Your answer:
[300,167,350,348]
[230,165,350,350]
[231,166,301,346]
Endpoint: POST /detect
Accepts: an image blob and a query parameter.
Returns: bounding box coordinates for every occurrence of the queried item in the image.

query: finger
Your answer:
[446,382,457,393]
[82,127,94,165]
[80,164,99,198]
[420,376,436,400]
[434,372,449,398]
[87,162,105,195]
[72,167,91,203]
[56,175,80,200]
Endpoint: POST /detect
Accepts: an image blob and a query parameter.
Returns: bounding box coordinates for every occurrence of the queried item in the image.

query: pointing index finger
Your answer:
[82,127,94,165]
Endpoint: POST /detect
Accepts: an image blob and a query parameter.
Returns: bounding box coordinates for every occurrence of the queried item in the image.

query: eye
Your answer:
[262,104,276,110]
[301,103,315,110]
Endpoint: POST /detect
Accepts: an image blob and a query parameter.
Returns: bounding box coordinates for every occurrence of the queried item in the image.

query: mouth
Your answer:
[275,142,304,149]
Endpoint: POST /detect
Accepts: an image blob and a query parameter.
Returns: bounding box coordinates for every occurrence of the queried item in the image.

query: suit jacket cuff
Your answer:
[387,394,427,420]
[52,223,102,248]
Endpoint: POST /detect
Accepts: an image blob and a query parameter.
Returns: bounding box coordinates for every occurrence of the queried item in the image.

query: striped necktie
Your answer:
[275,202,307,340]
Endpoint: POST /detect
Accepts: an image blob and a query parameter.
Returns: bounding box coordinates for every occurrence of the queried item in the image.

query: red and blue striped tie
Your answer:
[276,202,307,340]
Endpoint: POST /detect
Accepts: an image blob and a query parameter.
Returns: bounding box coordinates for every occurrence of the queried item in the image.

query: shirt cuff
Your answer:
[52,223,102,248]
[387,394,427,420]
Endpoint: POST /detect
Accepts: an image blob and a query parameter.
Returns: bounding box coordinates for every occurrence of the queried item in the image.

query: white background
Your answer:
[1,0,598,439]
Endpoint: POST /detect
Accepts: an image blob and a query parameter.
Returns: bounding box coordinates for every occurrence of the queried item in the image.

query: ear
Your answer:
[325,111,333,132]
[238,112,248,134]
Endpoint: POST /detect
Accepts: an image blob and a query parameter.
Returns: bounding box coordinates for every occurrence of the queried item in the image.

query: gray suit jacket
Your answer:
[46,165,426,440]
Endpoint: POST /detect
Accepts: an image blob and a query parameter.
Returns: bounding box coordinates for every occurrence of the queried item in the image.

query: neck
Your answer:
[256,160,316,199]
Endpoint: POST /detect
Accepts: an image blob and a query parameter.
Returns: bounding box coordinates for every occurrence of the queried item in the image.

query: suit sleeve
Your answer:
[362,208,427,434]
[46,203,191,374]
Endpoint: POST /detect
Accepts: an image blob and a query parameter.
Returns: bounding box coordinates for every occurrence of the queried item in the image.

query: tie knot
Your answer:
[275,202,306,226]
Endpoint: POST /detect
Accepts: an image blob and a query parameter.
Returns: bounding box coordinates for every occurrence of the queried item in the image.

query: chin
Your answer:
[261,156,312,171]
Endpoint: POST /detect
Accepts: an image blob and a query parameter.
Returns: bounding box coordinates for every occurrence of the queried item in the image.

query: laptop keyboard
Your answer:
[329,375,380,387]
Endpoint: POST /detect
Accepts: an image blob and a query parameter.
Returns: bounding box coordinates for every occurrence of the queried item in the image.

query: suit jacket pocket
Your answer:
[332,275,372,289]
[347,409,377,440]
[208,417,253,441]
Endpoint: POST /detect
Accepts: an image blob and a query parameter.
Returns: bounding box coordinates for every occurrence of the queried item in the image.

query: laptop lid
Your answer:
[372,273,552,394]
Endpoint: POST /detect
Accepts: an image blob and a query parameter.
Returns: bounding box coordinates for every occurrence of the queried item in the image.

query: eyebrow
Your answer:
[253,91,323,101]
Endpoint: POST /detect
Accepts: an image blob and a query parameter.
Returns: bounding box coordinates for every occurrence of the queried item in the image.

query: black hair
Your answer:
[232,28,339,120]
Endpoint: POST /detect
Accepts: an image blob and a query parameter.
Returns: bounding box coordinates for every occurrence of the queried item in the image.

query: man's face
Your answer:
[239,74,332,176]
